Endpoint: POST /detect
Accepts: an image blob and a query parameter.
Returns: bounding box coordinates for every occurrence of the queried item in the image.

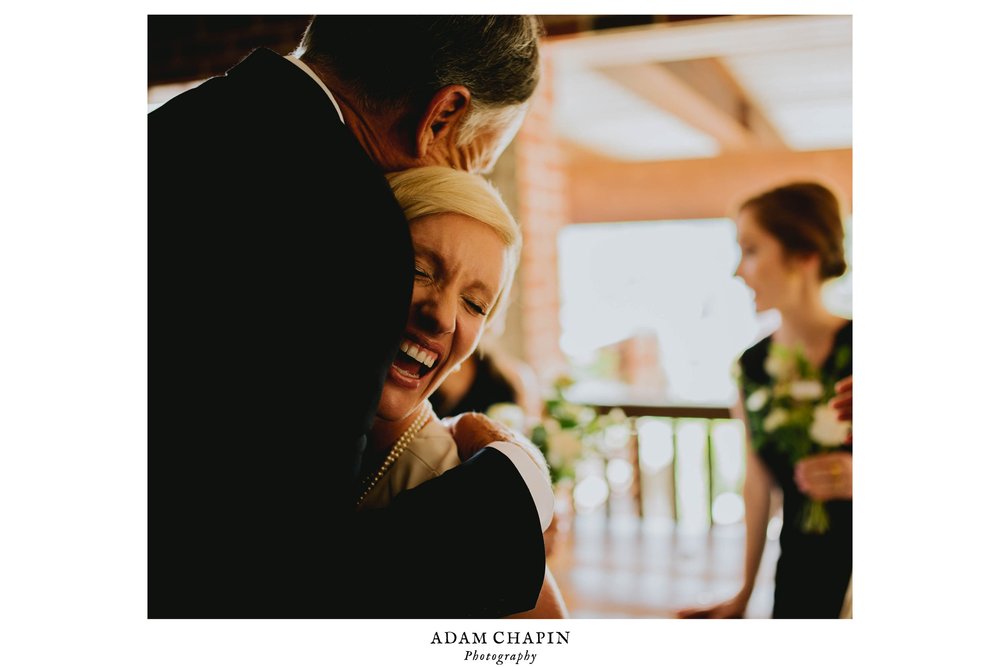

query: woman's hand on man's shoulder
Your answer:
[444,411,540,466]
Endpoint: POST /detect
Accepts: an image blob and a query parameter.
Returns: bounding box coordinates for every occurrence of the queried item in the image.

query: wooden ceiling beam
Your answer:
[661,57,786,150]
[565,148,852,222]
[547,15,851,67]
[600,62,752,152]
[599,58,785,153]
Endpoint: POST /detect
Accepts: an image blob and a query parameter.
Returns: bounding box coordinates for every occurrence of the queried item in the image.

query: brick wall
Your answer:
[513,49,570,386]
[618,330,667,399]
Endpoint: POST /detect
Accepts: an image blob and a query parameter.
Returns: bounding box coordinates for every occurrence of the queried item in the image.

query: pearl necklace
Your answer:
[356,404,433,507]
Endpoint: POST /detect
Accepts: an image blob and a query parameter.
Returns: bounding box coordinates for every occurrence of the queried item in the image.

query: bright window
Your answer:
[558,218,852,406]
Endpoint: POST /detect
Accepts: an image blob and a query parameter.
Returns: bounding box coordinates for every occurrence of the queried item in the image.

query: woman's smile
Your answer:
[388,336,444,388]
[376,211,507,422]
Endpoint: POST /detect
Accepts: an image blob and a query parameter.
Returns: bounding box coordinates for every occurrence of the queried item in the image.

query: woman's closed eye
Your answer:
[464,297,488,316]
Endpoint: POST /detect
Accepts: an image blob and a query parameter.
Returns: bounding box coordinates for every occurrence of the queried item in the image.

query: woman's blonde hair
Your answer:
[386,166,522,321]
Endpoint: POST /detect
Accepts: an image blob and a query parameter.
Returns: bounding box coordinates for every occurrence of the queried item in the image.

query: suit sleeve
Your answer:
[337,447,547,618]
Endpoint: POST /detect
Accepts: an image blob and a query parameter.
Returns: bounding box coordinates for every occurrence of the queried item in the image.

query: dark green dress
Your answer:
[739,321,852,618]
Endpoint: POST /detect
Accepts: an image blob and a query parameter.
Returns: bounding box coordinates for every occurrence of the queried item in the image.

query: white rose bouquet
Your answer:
[742,342,851,534]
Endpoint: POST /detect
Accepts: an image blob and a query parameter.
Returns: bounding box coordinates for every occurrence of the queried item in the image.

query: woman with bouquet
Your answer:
[679,182,852,619]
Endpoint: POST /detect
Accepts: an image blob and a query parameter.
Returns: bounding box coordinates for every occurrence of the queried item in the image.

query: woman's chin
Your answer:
[377,390,428,423]
[376,404,416,423]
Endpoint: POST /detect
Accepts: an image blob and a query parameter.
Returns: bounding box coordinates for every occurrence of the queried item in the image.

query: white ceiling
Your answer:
[555,66,722,160]
[549,15,853,161]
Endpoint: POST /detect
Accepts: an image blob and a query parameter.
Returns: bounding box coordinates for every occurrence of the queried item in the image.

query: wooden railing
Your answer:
[581,403,745,528]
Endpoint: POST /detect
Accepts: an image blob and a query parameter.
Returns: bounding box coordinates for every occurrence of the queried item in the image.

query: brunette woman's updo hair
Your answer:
[739,181,847,279]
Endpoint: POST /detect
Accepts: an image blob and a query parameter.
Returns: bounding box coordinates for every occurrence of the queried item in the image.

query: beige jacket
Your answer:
[357,419,461,511]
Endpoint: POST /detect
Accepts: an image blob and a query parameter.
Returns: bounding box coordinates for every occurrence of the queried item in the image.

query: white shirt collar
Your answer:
[284,55,345,125]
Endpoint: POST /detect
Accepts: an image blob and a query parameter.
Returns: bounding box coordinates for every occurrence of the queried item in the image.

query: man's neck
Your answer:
[300,58,416,172]
[333,93,412,171]
[283,55,345,124]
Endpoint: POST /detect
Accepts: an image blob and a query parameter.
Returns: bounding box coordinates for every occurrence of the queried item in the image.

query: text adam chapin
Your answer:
[431,631,570,665]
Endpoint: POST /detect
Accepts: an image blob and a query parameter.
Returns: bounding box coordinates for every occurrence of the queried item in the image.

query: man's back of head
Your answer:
[298,16,543,172]
[300,16,541,115]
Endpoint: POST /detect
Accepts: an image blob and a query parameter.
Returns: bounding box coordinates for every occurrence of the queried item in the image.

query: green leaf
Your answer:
[834,345,852,374]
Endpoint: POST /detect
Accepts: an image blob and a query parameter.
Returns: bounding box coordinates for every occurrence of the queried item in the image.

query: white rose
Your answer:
[550,431,583,460]
[486,402,526,433]
[810,405,851,446]
[763,408,789,433]
[764,352,796,381]
[789,379,824,401]
[745,387,770,412]
[607,407,628,424]
[555,403,582,426]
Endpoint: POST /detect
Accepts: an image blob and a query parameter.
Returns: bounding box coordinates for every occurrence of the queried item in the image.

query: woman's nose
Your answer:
[414,290,456,335]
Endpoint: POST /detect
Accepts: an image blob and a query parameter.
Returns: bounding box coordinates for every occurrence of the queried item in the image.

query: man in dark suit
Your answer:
[148,15,552,618]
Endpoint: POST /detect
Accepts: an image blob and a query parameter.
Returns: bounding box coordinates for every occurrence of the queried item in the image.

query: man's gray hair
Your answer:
[299,16,542,146]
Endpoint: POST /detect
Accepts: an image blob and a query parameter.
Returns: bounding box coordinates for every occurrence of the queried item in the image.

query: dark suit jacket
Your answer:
[148,49,544,618]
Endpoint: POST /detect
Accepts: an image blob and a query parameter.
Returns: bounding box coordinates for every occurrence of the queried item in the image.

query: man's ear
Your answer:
[415,85,472,158]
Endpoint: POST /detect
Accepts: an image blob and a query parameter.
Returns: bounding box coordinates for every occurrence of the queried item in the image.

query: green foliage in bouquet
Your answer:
[526,376,628,483]
[740,342,851,534]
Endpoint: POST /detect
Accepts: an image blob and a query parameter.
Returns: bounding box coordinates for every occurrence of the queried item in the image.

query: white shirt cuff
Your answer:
[487,442,553,531]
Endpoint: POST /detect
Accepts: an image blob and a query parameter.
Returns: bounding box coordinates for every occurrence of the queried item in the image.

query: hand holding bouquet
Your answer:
[742,344,851,534]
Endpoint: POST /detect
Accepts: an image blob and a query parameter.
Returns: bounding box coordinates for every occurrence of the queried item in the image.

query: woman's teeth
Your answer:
[399,341,438,369]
